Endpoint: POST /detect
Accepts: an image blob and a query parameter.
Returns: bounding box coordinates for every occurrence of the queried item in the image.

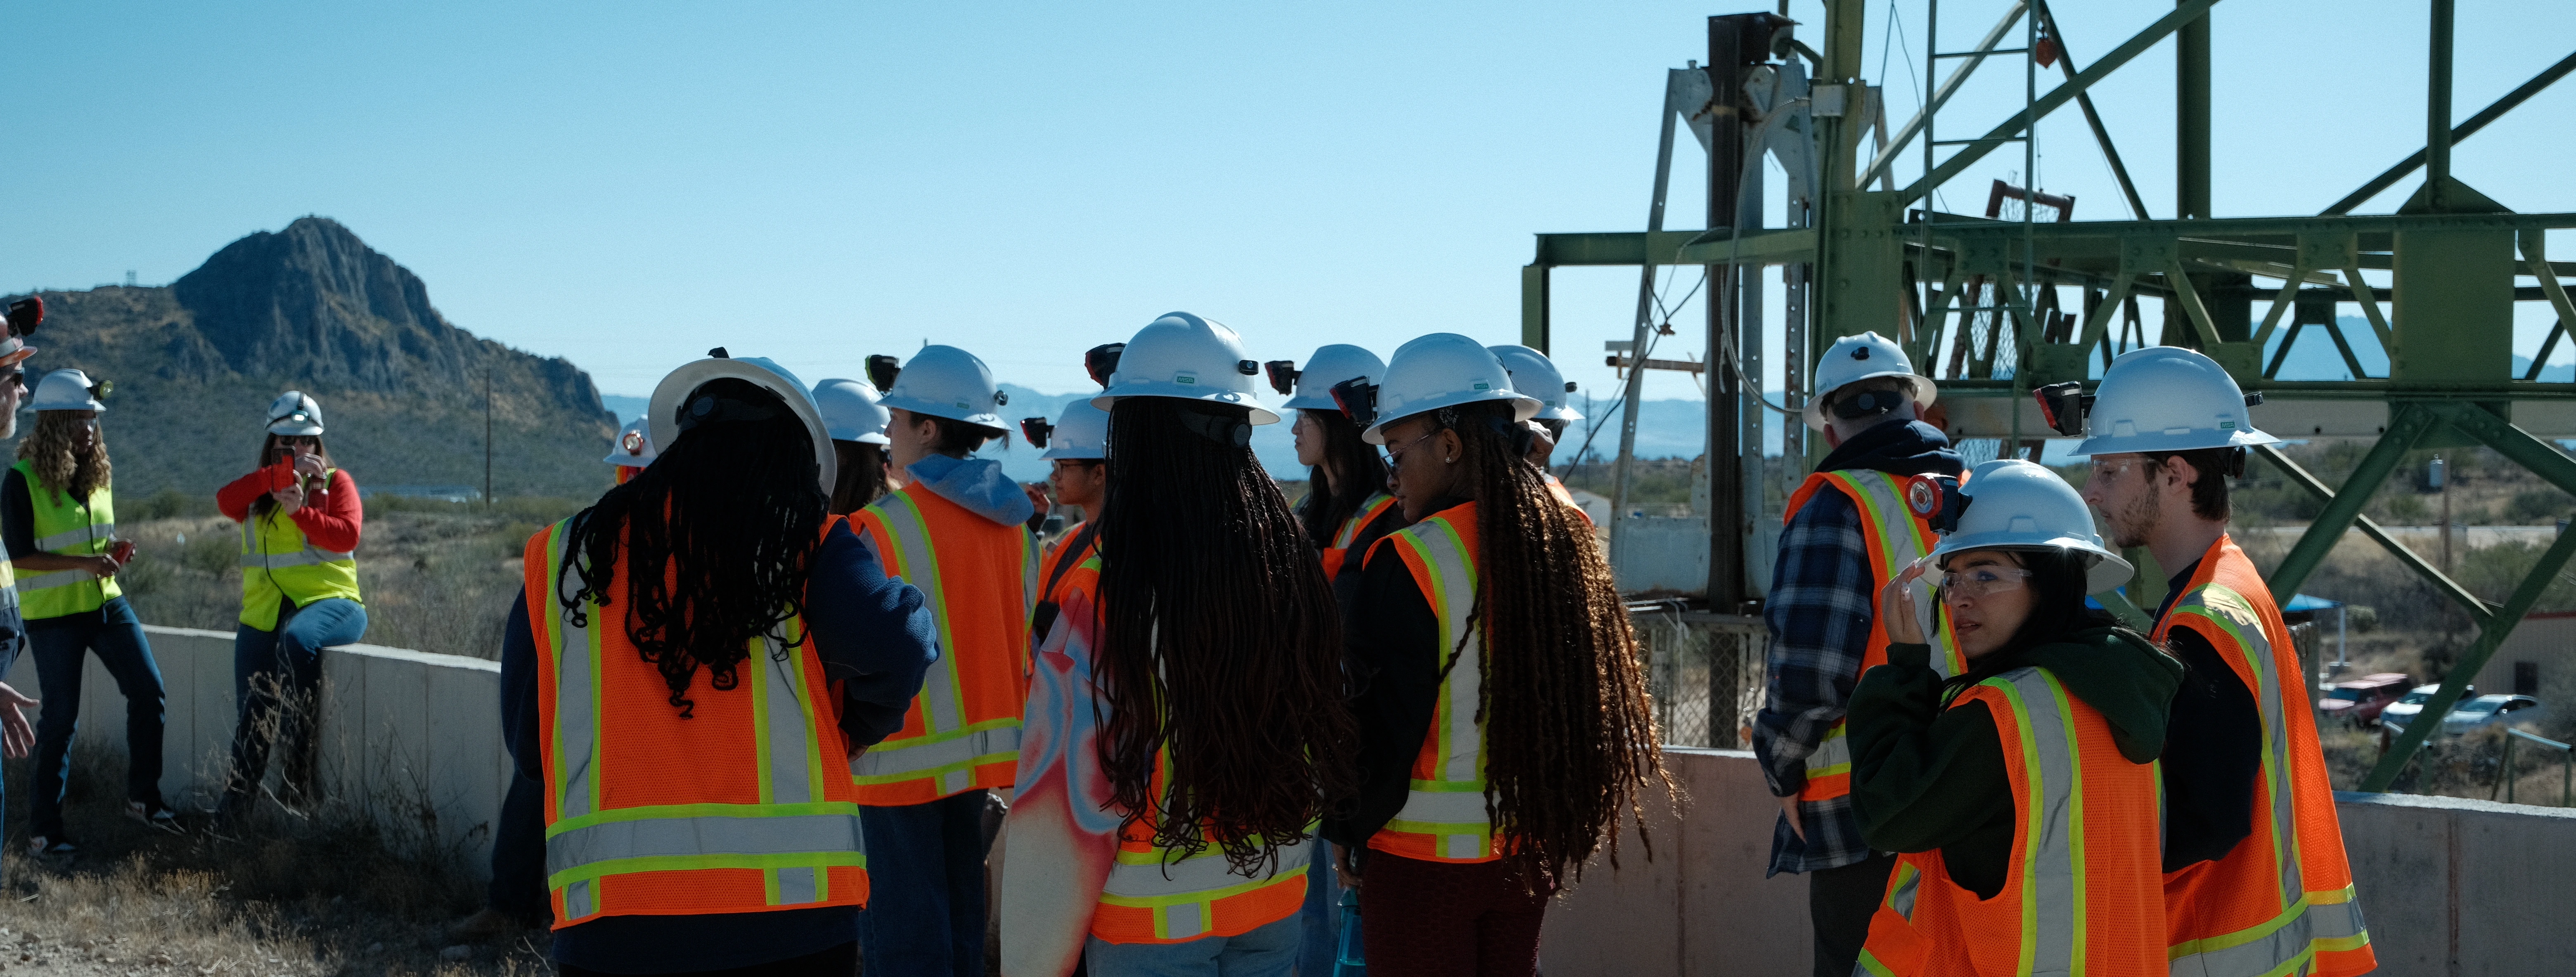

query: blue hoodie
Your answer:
[905,454,1036,528]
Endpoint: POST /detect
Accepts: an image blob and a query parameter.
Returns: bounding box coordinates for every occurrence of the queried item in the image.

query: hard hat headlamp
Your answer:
[1174,404,1252,448]
[1020,417,1054,449]
[1263,360,1300,396]
[864,355,902,393]
[1084,344,1126,389]
[621,430,646,456]
[675,392,781,432]
[1907,473,1970,535]
[6,296,43,338]
[2034,380,2264,439]
[90,378,112,401]
[1328,377,1379,426]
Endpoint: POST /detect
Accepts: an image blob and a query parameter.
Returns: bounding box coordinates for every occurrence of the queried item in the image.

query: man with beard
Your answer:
[2075,346,2372,977]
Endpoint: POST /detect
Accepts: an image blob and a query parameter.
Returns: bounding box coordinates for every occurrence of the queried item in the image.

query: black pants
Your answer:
[1807,851,1896,977]
[486,772,550,925]
[559,941,856,977]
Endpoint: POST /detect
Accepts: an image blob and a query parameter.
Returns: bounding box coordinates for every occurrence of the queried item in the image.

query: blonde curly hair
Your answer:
[17,412,110,504]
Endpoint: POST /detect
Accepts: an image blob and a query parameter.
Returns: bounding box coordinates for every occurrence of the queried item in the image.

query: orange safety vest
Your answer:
[523,516,868,928]
[1854,665,2167,977]
[2155,537,2373,977]
[1365,501,1511,863]
[1780,470,1961,801]
[1038,522,1100,611]
[1050,552,1314,944]
[1319,492,1400,582]
[851,482,1039,805]
[1542,474,1593,525]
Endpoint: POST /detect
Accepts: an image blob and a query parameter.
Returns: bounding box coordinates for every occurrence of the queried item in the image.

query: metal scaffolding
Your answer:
[1522,0,2576,793]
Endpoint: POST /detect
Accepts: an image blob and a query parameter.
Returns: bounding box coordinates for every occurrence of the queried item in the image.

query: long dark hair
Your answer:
[18,412,109,505]
[1937,547,2150,702]
[555,379,829,717]
[1295,408,1391,548]
[830,440,888,515]
[250,434,336,520]
[1430,400,1667,886]
[1094,397,1357,875]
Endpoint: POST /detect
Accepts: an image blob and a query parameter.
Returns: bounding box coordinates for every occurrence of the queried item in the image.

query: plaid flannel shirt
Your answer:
[1754,487,1877,875]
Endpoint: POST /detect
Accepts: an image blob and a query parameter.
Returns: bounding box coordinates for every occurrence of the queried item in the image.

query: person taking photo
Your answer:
[501,352,935,976]
[10,367,171,854]
[213,391,365,820]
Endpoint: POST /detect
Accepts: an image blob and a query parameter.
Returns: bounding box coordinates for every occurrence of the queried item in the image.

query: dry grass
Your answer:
[5,742,552,977]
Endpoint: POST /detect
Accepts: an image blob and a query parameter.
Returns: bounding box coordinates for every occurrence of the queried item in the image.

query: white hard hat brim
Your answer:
[1930,535,2137,594]
[1090,382,1281,425]
[1282,392,1342,412]
[647,358,838,497]
[1362,390,1543,444]
[1532,403,1584,422]
[1039,444,1106,460]
[838,432,893,446]
[270,419,324,436]
[1801,371,1937,432]
[2073,426,2281,456]
[878,394,1006,429]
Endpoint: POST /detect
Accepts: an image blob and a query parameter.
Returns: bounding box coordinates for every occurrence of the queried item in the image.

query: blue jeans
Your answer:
[226,597,366,808]
[27,596,165,839]
[1296,840,1343,976]
[858,790,991,977]
[1087,913,1301,977]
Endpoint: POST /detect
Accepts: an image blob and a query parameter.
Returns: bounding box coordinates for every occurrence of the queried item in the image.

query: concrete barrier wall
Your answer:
[1539,751,2576,977]
[3,625,511,878]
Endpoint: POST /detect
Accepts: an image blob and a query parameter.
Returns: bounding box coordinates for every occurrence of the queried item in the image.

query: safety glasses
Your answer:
[1381,430,1436,468]
[1938,566,2033,603]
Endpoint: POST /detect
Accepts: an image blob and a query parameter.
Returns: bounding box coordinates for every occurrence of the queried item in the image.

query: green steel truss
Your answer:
[1522,0,2576,793]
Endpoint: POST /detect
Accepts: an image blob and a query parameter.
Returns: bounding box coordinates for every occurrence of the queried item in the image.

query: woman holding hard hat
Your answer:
[213,391,369,819]
[10,368,172,852]
[813,378,894,514]
[1845,459,2181,977]
[1325,334,1664,977]
[1000,312,1355,977]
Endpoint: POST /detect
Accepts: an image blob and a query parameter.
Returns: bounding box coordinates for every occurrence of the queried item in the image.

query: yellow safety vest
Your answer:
[11,459,118,620]
[237,479,362,631]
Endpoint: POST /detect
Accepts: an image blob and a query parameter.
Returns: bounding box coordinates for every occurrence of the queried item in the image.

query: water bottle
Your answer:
[1333,888,1366,977]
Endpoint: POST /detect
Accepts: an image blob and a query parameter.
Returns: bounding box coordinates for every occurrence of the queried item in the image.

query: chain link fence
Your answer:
[1631,607,1767,749]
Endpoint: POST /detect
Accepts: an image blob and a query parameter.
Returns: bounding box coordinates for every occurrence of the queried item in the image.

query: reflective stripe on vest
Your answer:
[1783,469,1956,802]
[1855,665,2167,977]
[850,487,1035,803]
[531,519,864,925]
[2158,554,2372,977]
[1319,493,1399,582]
[1369,511,1501,863]
[1097,810,1313,942]
[11,459,117,619]
[237,505,362,631]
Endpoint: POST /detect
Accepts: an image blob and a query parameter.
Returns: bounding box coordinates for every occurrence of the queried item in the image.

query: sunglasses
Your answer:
[1938,566,2033,603]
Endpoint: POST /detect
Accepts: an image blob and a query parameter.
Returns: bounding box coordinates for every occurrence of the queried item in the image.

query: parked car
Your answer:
[2379,683,2469,731]
[2318,672,2415,727]
[2439,694,2546,736]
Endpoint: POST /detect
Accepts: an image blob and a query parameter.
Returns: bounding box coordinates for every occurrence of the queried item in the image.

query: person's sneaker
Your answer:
[445,907,517,944]
[127,801,181,832]
[26,835,74,857]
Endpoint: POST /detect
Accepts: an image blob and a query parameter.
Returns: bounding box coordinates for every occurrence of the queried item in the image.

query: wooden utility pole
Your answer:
[485,368,494,507]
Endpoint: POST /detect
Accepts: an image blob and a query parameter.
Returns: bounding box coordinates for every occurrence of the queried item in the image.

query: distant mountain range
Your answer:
[10,218,617,497]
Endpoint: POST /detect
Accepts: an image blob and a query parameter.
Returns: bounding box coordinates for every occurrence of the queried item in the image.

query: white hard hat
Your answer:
[1282,344,1385,412]
[1039,400,1109,460]
[879,345,1008,429]
[812,378,893,445]
[31,369,105,413]
[602,416,657,468]
[2074,346,2278,456]
[1363,334,1541,444]
[1805,331,1936,433]
[1092,312,1279,424]
[646,353,837,496]
[266,391,324,436]
[1929,459,2134,593]
[1488,345,1583,422]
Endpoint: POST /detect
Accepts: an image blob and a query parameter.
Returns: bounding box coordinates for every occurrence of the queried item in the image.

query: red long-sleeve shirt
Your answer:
[216,463,363,553]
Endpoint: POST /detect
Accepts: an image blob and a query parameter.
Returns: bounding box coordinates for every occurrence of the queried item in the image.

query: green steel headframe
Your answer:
[1522,0,2576,794]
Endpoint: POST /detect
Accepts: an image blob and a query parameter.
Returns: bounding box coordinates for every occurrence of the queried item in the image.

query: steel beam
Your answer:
[1897,0,2224,208]
[2178,0,2211,221]
[2322,49,2576,215]
[2250,444,2492,625]
[2249,404,2433,598]
[2035,0,2150,220]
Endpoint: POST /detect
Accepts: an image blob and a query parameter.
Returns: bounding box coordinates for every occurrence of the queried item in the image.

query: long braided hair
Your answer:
[18,412,110,504]
[1295,407,1390,547]
[1095,397,1359,875]
[555,379,829,717]
[1429,399,1666,885]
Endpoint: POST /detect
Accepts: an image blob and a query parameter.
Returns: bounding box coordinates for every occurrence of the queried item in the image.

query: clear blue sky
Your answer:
[3,0,2569,416]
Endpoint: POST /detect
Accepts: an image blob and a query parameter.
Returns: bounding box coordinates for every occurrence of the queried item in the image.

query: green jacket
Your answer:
[1846,627,2183,899]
